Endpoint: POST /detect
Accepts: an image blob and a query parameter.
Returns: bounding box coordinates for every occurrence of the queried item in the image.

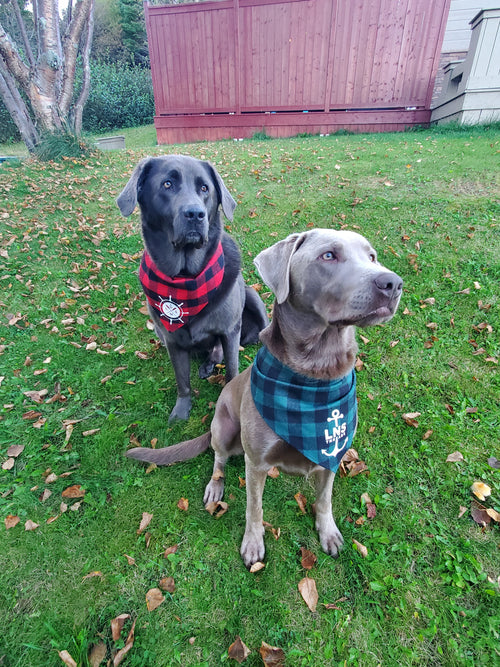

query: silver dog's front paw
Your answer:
[169,396,192,422]
[240,529,265,569]
[203,478,225,505]
[319,525,344,558]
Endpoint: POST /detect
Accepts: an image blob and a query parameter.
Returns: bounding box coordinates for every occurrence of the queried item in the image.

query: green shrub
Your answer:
[33,132,93,161]
[82,60,155,133]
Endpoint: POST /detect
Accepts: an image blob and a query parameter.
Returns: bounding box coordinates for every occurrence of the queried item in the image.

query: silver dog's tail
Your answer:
[125,431,211,466]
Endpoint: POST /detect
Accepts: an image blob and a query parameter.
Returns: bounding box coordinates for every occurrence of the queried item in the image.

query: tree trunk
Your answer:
[0,0,95,148]
[0,61,39,150]
[71,0,95,136]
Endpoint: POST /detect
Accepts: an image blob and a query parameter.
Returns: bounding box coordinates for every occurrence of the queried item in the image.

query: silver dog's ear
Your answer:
[116,157,152,217]
[254,232,306,304]
[206,162,237,222]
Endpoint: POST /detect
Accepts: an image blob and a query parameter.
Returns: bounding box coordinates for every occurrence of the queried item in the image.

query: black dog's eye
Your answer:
[164,180,172,189]
[200,184,209,193]
[321,251,336,261]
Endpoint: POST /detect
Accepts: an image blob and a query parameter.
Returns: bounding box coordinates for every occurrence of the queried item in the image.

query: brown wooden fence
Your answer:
[145,0,450,144]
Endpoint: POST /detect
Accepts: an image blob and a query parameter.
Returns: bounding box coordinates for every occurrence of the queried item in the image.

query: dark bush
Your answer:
[0,102,21,144]
[82,60,155,133]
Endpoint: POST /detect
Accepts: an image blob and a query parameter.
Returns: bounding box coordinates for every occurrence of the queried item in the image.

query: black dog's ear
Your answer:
[116,157,152,217]
[206,162,237,222]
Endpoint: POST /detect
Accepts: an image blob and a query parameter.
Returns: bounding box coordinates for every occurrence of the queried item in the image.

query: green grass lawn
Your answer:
[0,125,499,666]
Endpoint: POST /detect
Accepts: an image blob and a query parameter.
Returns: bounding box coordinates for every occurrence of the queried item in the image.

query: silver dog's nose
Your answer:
[374,272,403,298]
[183,206,206,221]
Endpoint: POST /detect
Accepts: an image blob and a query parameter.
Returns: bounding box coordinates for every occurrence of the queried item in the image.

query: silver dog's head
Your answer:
[254,228,403,328]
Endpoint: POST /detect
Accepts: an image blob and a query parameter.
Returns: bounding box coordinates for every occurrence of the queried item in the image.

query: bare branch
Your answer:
[0,19,31,91]
[58,0,93,115]
[72,0,94,135]
[9,0,36,69]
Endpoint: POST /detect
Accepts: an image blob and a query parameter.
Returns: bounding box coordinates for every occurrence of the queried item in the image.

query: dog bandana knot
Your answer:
[139,242,225,332]
[251,346,357,472]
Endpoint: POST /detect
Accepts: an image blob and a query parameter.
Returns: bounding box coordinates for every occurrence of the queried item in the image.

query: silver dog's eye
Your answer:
[369,253,377,262]
[321,251,336,261]
[164,180,172,189]
[200,184,209,193]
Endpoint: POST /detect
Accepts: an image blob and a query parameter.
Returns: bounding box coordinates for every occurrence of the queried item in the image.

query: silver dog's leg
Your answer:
[203,451,228,505]
[240,458,267,567]
[314,468,344,557]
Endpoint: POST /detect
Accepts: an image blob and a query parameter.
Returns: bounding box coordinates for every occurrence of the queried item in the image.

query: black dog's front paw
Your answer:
[169,396,192,422]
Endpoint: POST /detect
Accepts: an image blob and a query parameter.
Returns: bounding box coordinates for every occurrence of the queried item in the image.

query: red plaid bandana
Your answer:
[139,243,225,332]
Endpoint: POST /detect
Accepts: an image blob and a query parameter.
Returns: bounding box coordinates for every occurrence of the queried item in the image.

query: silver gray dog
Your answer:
[126,229,403,567]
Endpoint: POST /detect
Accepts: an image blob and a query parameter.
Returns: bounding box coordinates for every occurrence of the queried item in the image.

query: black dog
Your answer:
[117,155,268,422]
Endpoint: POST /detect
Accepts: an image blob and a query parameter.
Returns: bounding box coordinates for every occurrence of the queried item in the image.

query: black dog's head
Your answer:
[117,155,236,275]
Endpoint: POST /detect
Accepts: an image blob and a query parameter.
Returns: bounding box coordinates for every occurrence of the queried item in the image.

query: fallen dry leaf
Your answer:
[58,650,77,667]
[249,561,265,573]
[347,460,369,477]
[485,507,500,522]
[298,577,318,612]
[294,492,307,514]
[39,489,52,502]
[488,456,500,469]
[366,503,377,519]
[82,571,103,582]
[177,497,189,511]
[2,458,15,470]
[228,636,251,663]
[471,504,491,526]
[137,511,153,534]
[471,481,491,501]
[113,618,136,667]
[7,444,24,457]
[259,641,285,666]
[446,451,464,463]
[61,484,85,498]
[25,520,39,531]
[300,547,317,570]
[402,412,421,427]
[352,538,368,558]
[5,515,20,529]
[164,544,178,558]
[267,466,279,478]
[159,576,175,593]
[111,613,130,641]
[458,506,468,518]
[146,587,165,611]
[124,554,136,566]
[205,500,229,518]
[88,641,107,667]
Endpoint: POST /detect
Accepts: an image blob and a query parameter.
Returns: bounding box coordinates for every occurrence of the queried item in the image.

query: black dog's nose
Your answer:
[374,272,403,298]
[183,206,206,222]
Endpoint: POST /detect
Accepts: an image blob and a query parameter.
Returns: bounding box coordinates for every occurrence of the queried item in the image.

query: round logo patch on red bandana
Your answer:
[156,296,187,326]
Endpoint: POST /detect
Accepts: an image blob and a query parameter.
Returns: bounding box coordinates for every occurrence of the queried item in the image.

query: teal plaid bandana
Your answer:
[251,346,357,472]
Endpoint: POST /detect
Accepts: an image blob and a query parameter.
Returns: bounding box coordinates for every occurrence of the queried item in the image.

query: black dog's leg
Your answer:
[198,342,223,379]
[240,286,269,346]
[166,342,192,422]
[221,325,241,383]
